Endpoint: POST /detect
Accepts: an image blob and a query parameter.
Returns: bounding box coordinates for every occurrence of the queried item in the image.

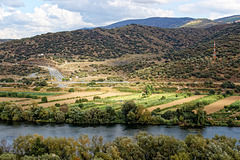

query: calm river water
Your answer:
[0,121,239,144]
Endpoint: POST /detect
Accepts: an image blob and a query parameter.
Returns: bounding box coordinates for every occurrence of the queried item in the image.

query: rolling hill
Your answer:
[0,22,239,81]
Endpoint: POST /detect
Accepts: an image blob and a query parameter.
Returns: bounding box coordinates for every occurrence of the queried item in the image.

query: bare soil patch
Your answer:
[16,91,103,107]
[86,91,132,101]
[148,95,206,112]
[46,91,103,101]
[204,96,240,114]
[0,97,29,102]
[39,99,79,108]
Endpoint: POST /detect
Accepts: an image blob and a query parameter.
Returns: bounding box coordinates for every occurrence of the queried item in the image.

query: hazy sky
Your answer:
[0,0,239,39]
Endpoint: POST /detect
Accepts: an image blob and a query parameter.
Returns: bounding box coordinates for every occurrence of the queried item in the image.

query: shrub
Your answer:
[68,88,74,92]
[161,96,166,100]
[34,87,41,91]
[75,98,88,103]
[41,97,48,103]
[195,91,201,95]
[226,90,234,96]
[55,103,60,107]
[93,96,101,100]
[78,103,84,108]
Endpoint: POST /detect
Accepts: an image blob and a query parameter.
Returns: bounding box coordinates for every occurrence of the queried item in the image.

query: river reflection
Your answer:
[0,121,239,144]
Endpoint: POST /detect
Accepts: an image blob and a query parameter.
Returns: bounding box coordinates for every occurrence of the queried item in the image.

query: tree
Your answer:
[144,84,154,96]
[121,101,137,120]
[209,89,215,95]
[196,109,207,125]
[221,81,235,88]
[54,111,65,123]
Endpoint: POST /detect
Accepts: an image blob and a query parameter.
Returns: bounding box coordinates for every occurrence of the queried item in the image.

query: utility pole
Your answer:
[213,41,216,59]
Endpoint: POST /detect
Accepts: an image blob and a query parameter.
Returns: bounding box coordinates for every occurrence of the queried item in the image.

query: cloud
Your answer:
[44,0,175,25]
[0,0,24,8]
[179,0,240,19]
[0,4,94,39]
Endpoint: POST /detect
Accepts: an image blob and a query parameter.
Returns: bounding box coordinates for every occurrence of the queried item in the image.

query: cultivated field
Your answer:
[0,97,29,102]
[147,95,206,112]
[204,96,240,114]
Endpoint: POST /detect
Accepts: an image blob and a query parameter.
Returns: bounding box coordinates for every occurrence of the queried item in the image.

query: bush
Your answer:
[41,97,48,103]
[55,103,60,107]
[75,98,88,103]
[47,87,61,92]
[78,103,84,108]
[161,96,166,100]
[195,91,201,95]
[226,90,234,96]
[34,87,41,91]
[68,88,74,92]
[93,96,101,100]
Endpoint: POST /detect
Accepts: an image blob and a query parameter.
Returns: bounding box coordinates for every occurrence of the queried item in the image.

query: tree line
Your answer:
[0,132,239,160]
[0,99,215,126]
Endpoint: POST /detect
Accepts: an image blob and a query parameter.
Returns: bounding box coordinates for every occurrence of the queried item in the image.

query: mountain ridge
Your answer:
[102,15,240,29]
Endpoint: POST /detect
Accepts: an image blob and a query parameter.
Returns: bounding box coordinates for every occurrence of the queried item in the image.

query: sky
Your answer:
[0,0,239,39]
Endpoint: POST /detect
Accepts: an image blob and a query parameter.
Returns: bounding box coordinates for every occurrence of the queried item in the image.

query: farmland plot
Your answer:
[204,96,240,114]
[148,95,206,112]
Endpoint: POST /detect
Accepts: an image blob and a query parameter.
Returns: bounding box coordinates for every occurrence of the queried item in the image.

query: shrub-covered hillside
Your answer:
[0,23,238,63]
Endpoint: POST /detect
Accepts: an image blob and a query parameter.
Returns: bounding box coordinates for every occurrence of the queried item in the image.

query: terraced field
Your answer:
[204,96,240,114]
[0,97,29,102]
[147,95,206,112]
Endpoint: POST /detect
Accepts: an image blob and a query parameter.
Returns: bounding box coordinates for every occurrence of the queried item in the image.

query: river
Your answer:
[0,121,239,144]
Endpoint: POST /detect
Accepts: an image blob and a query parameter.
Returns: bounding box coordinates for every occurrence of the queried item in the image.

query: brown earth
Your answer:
[15,91,103,106]
[204,96,240,114]
[20,91,131,108]
[148,95,206,112]
[0,97,29,102]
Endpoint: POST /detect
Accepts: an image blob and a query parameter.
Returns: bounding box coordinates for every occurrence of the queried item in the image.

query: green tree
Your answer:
[209,89,215,95]
[121,101,137,121]
[54,111,65,123]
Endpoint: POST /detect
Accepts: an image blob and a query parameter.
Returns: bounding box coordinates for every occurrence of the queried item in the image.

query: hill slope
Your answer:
[0,23,239,81]
[0,23,234,63]
[103,17,194,29]
[103,15,240,29]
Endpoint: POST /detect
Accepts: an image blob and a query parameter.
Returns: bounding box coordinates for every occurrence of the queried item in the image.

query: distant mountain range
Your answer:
[0,39,13,44]
[102,15,240,29]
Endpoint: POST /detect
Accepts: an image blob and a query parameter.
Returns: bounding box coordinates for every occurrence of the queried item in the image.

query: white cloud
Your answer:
[179,0,240,19]
[0,4,94,39]
[44,0,175,24]
[0,0,24,8]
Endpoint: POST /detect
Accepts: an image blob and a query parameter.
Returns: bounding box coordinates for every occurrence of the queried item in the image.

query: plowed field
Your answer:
[204,96,240,114]
[148,95,206,112]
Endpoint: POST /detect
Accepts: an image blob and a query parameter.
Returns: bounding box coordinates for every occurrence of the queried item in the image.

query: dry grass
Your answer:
[204,96,240,114]
[147,95,206,112]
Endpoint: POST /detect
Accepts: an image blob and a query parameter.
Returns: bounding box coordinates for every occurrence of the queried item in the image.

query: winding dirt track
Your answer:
[148,95,206,112]
[204,96,240,114]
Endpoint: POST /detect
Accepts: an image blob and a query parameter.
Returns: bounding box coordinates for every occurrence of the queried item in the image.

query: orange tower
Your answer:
[213,41,216,59]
